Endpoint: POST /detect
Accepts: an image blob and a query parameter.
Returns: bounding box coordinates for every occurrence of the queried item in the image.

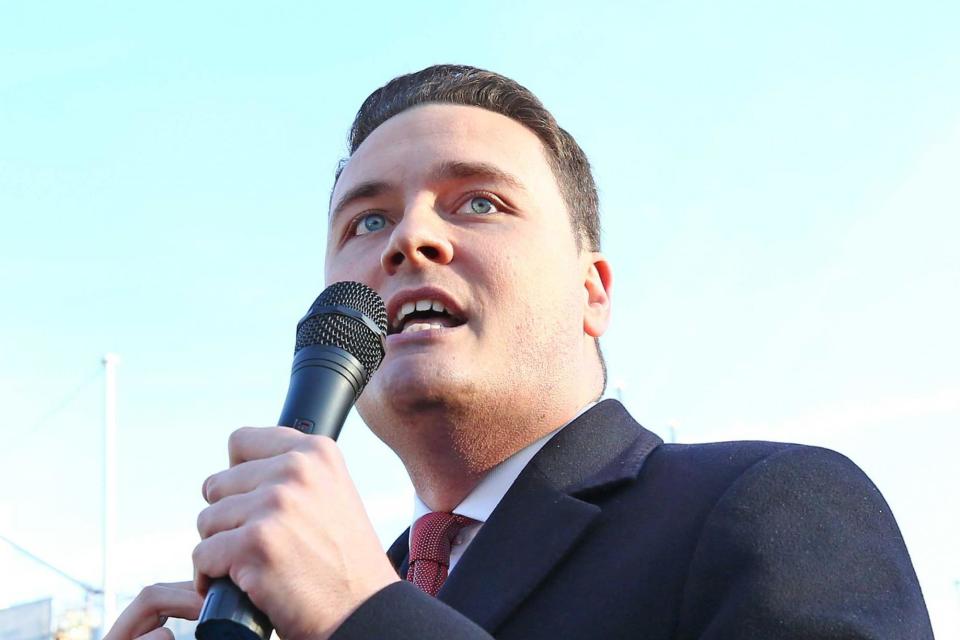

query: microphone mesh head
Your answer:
[295,281,387,385]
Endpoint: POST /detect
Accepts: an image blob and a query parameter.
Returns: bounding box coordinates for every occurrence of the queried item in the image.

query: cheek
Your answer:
[488,252,582,332]
[325,241,384,287]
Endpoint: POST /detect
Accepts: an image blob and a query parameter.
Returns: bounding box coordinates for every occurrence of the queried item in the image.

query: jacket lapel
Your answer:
[386,400,663,634]
[437,465,600,632]
[386,527,411,578]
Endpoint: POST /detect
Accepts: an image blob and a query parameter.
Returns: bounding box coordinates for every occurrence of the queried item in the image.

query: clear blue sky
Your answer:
[2,1,958,635]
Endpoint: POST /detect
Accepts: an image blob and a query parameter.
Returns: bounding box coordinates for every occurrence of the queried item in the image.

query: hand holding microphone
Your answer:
[192,281,397,640]
[105,282,397,640]
[192,423,401,640]
[96,281,396,640]
[188,281,397,640]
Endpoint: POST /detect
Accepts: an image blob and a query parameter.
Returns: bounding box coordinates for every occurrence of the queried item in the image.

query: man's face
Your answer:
[325,104,596,434]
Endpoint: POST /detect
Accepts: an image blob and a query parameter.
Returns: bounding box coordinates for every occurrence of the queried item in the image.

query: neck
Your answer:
[358,351,606,512]
[395,390,597,511]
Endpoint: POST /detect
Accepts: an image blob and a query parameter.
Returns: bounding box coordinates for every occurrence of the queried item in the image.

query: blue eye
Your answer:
[460,196,498,215]
[355,212,388,236]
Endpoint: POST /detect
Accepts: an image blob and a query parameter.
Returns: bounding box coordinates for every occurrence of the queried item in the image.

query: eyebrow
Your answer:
[330,180,390,220]
[433,160,527,193]
[329,160,527,220]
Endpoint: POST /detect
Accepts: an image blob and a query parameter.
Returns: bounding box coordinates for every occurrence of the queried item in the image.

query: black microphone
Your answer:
[195,281,387,640]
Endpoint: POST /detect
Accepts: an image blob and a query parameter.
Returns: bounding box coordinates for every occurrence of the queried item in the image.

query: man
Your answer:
[108,65,933,640]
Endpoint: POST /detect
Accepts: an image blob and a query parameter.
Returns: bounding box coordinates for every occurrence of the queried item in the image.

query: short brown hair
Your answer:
[338,64,601,251]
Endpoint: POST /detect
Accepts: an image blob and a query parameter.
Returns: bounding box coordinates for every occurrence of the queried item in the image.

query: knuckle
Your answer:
[303,434,328,455]
[227,428,243,451]
[191,541,204,567]
[202,474,218,502]
[263,484,290,510]
[303,434,337,462]
[281,450,312,483]
[138,583,163,607]
[244,520,273,558]
[196,508,211,538]
[227,427,252,454]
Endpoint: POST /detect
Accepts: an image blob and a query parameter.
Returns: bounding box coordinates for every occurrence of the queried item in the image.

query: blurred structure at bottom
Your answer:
[0,598,198,640]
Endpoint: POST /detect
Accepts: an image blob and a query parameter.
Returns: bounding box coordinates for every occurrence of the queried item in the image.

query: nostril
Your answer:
[419,246,440,260]
[389,252,404,267]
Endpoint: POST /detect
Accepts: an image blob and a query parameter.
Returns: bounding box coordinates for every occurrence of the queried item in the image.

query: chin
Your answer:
[356,371,477,458]
[361,363,479,419]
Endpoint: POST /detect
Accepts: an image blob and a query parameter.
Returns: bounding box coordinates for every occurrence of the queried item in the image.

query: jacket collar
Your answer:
[387,399,663,633]
[528,399,663,496]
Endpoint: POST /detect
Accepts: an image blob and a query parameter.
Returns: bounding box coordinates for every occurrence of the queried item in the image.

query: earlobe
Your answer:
[583,253,613,338]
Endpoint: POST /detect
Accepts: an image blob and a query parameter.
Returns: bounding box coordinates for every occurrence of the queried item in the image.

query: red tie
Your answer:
[406,512,478,596]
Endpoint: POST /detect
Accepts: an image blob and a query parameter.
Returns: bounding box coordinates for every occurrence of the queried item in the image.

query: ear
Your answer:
[583,252,613,338]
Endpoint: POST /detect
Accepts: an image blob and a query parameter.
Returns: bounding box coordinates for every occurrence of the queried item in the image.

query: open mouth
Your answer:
[388,299,468,336]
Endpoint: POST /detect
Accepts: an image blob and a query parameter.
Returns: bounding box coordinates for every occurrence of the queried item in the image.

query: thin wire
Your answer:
[0,532,102,594]
[0,366,103,462]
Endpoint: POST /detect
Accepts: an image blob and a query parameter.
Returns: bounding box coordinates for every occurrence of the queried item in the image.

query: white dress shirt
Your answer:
[409,402,596,574]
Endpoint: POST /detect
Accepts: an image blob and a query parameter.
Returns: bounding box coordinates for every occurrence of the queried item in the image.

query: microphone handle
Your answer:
[195,345,366,640]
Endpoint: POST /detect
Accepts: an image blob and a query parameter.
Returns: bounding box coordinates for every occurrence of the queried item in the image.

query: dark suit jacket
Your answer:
[333,400,933,639]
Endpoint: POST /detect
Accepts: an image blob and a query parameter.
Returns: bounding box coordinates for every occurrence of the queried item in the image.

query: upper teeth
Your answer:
[395,299,447,327]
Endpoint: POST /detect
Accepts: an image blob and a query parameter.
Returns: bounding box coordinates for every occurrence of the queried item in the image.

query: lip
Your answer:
[385,322,467,347]
[383,286,468,334]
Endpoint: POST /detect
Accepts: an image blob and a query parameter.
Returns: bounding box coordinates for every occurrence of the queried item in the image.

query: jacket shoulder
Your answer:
[662,442,934,639]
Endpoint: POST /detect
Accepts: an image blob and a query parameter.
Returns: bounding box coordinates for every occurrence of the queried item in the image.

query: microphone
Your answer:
[195,281,387,640]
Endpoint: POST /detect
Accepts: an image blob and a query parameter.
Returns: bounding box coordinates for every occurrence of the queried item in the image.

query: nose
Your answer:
[380,203,454,274]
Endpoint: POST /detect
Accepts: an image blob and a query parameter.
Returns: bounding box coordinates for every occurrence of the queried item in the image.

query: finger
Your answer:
[105,582,202,640]
[203,457,268,505]
[155,580,197,591]
[198,488,265,539]
[227,426,308,467]
[204,444,327,504]
[136,627,174,640]
[193,526,256,597]
[202,451,302,505]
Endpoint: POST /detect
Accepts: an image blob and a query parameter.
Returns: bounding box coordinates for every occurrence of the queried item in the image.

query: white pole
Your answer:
[102,353,120,634]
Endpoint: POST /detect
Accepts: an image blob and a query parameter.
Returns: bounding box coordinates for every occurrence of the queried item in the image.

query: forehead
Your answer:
[332,104,557,202]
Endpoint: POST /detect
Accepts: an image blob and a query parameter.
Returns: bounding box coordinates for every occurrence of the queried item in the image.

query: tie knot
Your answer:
[409,511,477,564]
[407,511,478,596]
